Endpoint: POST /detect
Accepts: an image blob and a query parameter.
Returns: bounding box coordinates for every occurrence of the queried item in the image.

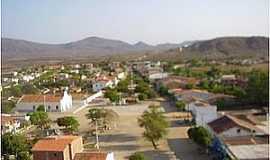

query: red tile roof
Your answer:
[32,136,80,152]
[74,152,107,160]
[20,95,61,103]
[223,136,269,145]
[208,115,263,134]
[1,115,16,125]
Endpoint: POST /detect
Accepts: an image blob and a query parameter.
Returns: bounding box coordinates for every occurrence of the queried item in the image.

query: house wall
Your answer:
[16,100,82,112]
[149,73,168,81]
[70,137,84,159]
[33,151,64,160]
[16,102,60,112]
[92,82,106,92]
[117,72,126,80]
[220,127,253,137]
[63,147,70,160]
[106,152,115,160]
[1,121,20,134]
[187,102,218,127]
[194,107,217,127]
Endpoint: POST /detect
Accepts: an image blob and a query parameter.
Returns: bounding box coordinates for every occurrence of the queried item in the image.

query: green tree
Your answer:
[29,111,51,129]
[198,80,210,89]
[104,88,120,103]
[129,152,148,160]
[185,83,194,89]
[206,66,221,80]
[86,108,118,149]
[175,101,186,111]
[3,85,23,97]
[158,85,169,96]
[17,151,31,160]
[56,116,79,133]
[21,84,39,94]
[138,106,169,149]
[135,81,149,93]
[86,108,118,127]
[36,105,45,112]
[2,101,16,113]
[2,133,30,159]
[86,108,105,122]
[245,70,269,106]
[138,93,147,101]
[116,79,129,93]
[187,126,212,148]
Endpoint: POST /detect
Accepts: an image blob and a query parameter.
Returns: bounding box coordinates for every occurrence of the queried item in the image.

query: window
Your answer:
[33,105,36,111]
[54,153,57,157]
[237,129,241,133]
[56,105,59,110]
[48,105,51,111]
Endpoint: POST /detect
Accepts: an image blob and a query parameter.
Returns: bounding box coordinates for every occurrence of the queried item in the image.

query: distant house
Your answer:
[147,67,168,81]
[219,74,248,88]
[32,135,114,160]
[22,75,35,82]
[149,72,168,81]
[1,115,21,134]
[32,136,83,160]
[92,80,111,92]
[207,114,269,160]
[207,115,265,138]
[117,72,126,80]
[92,75,119,92]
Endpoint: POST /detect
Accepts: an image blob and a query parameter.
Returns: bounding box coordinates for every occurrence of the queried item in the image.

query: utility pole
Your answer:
[95,120,100,150]
[43,95,46,112]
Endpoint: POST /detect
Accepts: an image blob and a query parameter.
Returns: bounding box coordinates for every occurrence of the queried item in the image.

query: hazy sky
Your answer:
[2,0,269,45]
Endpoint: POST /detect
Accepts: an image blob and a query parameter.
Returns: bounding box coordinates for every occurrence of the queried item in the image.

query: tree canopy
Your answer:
[104,88,120,103]
[138,106,169,149]
[129,152,148,160]
[29,111,51,129]
[86,108,119,127]
[244,70,269,106]
[175,100,186,111]
[2,133,31,160]
[36,105,45,112]
[187,126,212,148]
[56,116,80,133]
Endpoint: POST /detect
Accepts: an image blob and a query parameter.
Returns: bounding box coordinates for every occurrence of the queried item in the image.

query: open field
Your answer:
[192,63,269,72]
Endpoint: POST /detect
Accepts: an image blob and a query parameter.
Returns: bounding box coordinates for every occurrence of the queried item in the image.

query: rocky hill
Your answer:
[2,36,268,61]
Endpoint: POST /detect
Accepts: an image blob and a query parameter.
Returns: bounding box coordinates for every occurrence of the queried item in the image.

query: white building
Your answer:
[149,72,168,81]
[207,115,265,138]
[1,114,24,134]
[187,101,217,127]
[16,89,76,112]
[117,72,126,80]
[92,80,110,92]
[60,90,73,112]
[22,75,35,82]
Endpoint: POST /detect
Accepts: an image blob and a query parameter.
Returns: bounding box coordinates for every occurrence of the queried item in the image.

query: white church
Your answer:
[60,88,73,112]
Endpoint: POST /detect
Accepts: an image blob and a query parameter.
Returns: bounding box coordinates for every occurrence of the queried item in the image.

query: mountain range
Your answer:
[2,36,268,61]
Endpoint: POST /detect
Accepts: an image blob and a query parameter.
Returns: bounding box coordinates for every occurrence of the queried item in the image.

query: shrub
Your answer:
[138,93,147,101]
[129,152,148,160]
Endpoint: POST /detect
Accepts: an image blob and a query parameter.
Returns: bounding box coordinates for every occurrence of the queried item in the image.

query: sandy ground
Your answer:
[48,100,211,160]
